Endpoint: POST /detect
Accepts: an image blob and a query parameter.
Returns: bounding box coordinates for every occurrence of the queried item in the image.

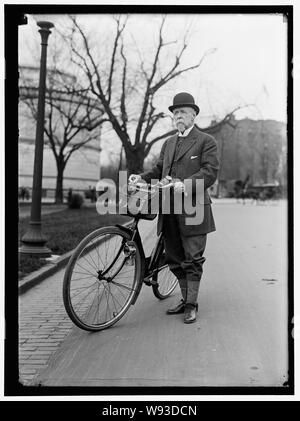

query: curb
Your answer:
[18,250,74,295]
[18,220,133,295]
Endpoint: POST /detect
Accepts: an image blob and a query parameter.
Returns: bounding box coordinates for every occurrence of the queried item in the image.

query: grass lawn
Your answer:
[19,206,131,279]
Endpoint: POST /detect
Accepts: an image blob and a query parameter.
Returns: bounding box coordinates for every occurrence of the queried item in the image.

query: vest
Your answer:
[169,136,184,178]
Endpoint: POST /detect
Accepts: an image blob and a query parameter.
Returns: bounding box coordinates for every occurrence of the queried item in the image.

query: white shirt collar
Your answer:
[178,125,194,137]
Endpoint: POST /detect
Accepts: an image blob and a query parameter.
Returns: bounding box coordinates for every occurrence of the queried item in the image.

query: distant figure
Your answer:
[88,185,94,202]
[234,174,250,205]
[234,180,244,203]
[19,187,30,201]
[24,188,30,201]
[67,188,73,204]
[19,187,25,201]
[91,187,97,202]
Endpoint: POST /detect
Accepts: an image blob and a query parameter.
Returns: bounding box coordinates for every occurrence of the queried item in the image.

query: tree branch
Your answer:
[120,41,128,132]
[144,105,251,156]
[71,17,127,144]
[134,16,166,145]
[107,15,128,103]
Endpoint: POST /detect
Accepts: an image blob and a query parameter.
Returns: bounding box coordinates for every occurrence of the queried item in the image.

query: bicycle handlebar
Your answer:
[128,179,174,193]
[128,178,187,196]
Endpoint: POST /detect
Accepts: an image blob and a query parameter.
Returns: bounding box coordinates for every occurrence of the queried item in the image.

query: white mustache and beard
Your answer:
[176,120,186,132]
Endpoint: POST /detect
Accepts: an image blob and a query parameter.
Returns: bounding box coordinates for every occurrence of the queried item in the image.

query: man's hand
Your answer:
[129,174,142,184]
[173,181,186,193]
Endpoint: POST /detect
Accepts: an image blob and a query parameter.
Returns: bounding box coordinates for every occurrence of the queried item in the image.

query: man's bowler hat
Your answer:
[168,92,200,115]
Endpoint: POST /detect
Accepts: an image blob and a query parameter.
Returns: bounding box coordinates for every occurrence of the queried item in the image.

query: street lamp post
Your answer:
[19,20,54,256]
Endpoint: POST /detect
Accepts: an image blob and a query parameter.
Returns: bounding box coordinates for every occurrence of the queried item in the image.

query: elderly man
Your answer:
[130,92,219,323]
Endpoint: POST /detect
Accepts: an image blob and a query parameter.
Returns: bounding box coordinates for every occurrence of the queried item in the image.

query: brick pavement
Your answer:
[18,219,155,386]
[19,270,74,385]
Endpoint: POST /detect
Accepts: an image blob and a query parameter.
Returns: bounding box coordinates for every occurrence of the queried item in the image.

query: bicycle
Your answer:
[63,177,179,332]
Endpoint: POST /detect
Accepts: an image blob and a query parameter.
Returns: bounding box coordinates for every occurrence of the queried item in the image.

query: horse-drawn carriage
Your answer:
[235,181,281,204]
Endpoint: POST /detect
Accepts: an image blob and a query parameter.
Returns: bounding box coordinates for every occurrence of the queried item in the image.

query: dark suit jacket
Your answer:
[140,126,219,236]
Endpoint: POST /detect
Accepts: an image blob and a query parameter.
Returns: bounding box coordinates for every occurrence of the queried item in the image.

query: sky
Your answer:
[18,12,288,161]
[18,12,288,127]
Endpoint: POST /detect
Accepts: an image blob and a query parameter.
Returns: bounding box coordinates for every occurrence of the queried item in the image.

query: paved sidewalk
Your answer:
[18,219,156,385]
[35,201,288,387]
[18,201,288,387]
[19,277,74,385]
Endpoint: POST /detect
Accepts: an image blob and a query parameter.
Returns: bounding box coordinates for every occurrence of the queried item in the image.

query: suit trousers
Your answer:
[162,214,207,307]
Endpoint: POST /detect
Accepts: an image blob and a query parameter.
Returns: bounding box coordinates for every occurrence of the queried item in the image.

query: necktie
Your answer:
[175,136,184,159]
[169,136,184,178]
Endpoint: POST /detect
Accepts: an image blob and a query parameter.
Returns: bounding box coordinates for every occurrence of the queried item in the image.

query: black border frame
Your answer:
[5,3,294,398]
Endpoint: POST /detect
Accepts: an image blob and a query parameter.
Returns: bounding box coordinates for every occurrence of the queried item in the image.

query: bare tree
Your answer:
[19,59,108,203]
[62,14,241,175]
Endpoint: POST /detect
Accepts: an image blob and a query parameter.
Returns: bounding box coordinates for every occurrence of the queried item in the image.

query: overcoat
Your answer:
[140,126,219,236]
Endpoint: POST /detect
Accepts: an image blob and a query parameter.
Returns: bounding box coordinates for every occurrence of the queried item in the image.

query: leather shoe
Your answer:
[184,305,198,324]
[166,300,185,314]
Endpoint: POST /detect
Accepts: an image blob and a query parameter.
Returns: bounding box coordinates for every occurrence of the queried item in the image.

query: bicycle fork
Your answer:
[115,223,145,305]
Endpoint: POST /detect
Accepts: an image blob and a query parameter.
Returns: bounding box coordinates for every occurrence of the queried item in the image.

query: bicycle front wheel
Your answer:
[63,226,142,331]
[152,253,178,299]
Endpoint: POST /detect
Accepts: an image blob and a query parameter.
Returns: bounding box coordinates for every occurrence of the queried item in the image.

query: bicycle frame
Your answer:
[115,217,165,305]
[63,198,178,331]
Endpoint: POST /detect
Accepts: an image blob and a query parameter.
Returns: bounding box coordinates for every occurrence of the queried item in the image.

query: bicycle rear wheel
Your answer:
[152,252,178,299]
[63,226,142,331]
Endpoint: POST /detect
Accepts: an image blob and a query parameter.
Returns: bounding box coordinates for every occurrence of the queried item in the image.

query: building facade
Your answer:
[18,136,101,199]
[18,66,102,200]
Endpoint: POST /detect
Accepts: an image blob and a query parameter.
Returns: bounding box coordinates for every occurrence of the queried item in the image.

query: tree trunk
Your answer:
[55,158,65,204]
[124,145,145,175]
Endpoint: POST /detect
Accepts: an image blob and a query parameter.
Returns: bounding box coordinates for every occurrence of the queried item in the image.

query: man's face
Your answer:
[173,107,196,133]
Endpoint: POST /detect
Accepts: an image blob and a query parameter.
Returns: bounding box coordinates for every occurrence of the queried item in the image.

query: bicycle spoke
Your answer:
[96,284,101,325]
[71,275,96,282]
[81,253,99,272]
[70,283,98,303]
[72,283,98,311]
[73,270,97,277]
[113,271,134,278]
[106,284,122,316]
[109,283,130,304]
[85,247,100,272]
[91,286,100,325]
[71,282,97,293]
[64,228,140,331]
[94,282,107,321]
[115,267,135,275]
[104,235,110,266]
[94,237,105,268]
[104,286,110,323]
[85,290,99,323]
[110,280,136,293]
[74,261,97,278]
